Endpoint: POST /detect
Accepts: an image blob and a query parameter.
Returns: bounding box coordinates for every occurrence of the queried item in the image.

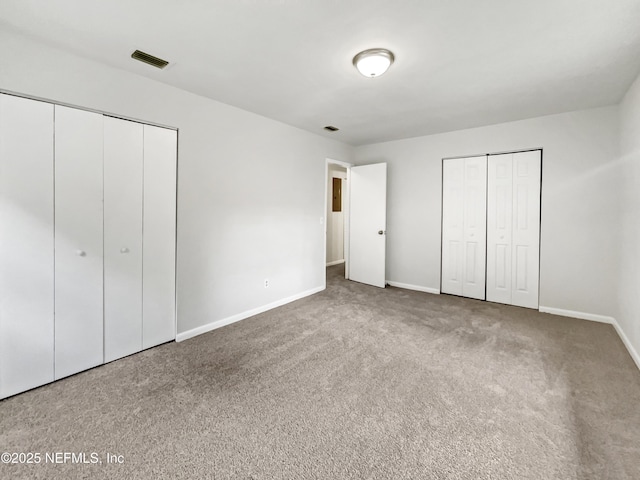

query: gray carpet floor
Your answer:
[1,264,639,479]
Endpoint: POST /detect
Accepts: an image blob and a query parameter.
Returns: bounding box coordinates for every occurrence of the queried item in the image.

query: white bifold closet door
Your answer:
[1,96,177,398]
[54,106,104,379]
[441,156,487,300]
[104,118,177,362]
[0,94,54,398]
[142,124,177,349]
[104,117,144,363]
[487,151,541,309]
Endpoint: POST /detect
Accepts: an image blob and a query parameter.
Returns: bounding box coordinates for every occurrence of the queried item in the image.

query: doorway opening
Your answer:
[325,159,351,285]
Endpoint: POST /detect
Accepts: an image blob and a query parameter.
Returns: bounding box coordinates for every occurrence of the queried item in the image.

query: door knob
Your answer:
[120,247,130,254]
[76,250,86,257]
[378,230,385,235]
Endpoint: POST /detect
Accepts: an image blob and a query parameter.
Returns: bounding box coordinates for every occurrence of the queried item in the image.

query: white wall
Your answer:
[354,107,620,318]
[0,30,353,338]
[617,72,640,366]
[326,164,347,265]
[1,28,634,361]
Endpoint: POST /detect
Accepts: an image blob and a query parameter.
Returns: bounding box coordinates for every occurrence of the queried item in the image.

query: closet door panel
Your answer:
[0,94,54,398]
[142,125,177,349]
[511,151,541,309]
[54,106,104,379]
[461,156,487,300]
[441,159,464,295]
[487,154,513,304]
[104,117,143,362]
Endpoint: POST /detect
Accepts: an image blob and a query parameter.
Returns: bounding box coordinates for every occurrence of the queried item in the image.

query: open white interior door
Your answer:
[349,163,387,288]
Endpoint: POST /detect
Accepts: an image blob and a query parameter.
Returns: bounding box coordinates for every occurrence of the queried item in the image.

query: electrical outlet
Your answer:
[264,278,269,288]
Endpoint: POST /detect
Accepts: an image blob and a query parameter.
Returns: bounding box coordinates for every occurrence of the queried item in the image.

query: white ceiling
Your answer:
[2,0,640,146]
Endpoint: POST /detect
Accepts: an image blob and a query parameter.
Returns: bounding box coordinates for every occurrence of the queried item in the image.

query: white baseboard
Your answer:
[539,306,639,371]
[538,306,615,324]
[176,286,325,342]
[611,320,640,371]
[386,281,440,295]
[326,259,345,267]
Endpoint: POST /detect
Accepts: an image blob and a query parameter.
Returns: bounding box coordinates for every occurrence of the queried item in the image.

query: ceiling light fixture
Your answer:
[352,48,395,78]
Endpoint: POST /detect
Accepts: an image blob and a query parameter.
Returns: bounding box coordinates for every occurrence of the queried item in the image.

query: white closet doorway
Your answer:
[0,92,177,399]
[441,156,487,300]
[486,151,541,309]
[441,150,542,309]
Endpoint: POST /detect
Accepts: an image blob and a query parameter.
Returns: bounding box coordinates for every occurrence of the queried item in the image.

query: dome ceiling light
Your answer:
[352,48,395,78]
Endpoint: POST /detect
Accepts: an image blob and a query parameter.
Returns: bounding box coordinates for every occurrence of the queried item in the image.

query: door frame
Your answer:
[324,158,352,285]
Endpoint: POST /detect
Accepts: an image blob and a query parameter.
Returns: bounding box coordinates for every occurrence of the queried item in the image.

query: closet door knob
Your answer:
[76,250,86,257]
[120,247,130,254]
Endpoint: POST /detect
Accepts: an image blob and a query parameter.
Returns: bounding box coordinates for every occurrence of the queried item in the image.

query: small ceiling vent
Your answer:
[324,125,339,132]
[131,50,169,69]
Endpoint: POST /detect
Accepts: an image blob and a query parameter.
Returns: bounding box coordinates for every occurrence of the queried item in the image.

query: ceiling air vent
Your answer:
[131,50,169,69]
[324,125,339,132]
